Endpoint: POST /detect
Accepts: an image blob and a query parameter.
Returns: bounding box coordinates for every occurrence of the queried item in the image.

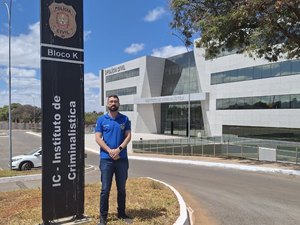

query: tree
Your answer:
[0,103,42,123]
[85,111,103,125]
[0,106,8,121]
[11,103,22,123]
[170,0,300,61]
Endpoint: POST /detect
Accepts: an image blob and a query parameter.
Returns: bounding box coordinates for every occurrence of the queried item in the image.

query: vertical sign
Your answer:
[41,0,84,223]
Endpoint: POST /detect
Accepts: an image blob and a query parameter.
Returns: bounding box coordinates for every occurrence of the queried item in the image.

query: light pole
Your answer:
[171,33,191,143]
[2,0,12,170]
[31,95,36,130]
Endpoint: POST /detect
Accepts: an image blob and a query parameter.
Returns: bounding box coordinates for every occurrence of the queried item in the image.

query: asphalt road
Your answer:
[1,131,300,225]
[128,159,300,225]
[0,130,41,169]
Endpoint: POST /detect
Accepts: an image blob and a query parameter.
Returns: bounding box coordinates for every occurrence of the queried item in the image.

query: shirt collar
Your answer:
[105,112,120,120]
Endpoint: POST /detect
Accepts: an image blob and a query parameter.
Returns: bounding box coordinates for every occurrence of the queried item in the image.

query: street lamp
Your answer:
[2,0,12,170]
[171,32,191,143]
[31,95,36,130]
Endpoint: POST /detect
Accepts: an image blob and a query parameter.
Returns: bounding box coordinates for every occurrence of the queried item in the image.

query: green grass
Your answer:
[0,178,179,225]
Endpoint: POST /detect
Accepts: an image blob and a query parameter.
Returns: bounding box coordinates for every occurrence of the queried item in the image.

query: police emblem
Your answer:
[48,2,77,39]
[120,124,125,130]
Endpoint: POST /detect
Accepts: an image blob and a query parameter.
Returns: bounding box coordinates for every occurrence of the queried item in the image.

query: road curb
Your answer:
[0,173,41,184]
[0,165,95,184]
[129,155,300,176]
[146,177,190,225]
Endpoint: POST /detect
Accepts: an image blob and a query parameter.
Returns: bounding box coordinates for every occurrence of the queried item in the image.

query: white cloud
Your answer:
[84,72,101,112]
[0,21,101,112]
[85,92,102,113]
[0,23,92,69]
[0,67,40,107]
[144,7,166,22]
[0,70,101,112]
[0,22,40,69]
[151,45,189,58]
[124,43,144,54]
[84,72,99,89]
[84,30,92,41]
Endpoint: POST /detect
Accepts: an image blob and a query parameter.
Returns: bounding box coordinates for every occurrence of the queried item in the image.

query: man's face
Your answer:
[107,97,119,112]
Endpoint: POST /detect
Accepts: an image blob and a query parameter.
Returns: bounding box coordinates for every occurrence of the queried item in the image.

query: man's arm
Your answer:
[119,130,131,149]
[111,130,131,158]
[95,132,114,156]
[95,132,122,160]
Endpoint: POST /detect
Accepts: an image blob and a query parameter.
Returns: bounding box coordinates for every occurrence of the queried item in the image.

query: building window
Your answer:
[119,104,134,111]
[106,68,139,83]
[223,125,300,142]
[211,59,300,85]
[217,94,300,110]
[161,51,201,96]
[161,101,203,137]
[106,86,137,97]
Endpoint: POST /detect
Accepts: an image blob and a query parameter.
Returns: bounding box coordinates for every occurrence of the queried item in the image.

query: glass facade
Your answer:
[161,51,200,95]
[217,94,300,110]
[211,59,300,85]
[119,104,134,111]
[161,51,204,136]
[223,125,300,142]
[161,102,203,137]
[106,86,137,97]
[106,68,139,83]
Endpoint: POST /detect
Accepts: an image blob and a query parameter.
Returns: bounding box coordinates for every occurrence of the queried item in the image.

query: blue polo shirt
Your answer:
[95,112,131,159]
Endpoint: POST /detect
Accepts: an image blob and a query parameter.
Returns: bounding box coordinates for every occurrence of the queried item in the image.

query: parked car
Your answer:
[11,147,42,170]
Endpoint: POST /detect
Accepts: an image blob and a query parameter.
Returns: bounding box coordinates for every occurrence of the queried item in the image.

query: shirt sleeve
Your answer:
[95,116,103,133]
[125,117,131,131]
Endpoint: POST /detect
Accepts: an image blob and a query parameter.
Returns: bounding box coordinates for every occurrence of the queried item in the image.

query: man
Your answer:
[95,95,131,225]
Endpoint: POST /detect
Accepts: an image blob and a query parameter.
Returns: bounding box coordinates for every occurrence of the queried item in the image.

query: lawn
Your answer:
[0,178,179,225]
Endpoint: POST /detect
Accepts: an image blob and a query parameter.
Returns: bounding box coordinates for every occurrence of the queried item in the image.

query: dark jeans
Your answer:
[99,158,129,218]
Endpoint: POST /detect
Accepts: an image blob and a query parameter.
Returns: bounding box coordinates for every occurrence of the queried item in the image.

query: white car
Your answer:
[11,147,42,170]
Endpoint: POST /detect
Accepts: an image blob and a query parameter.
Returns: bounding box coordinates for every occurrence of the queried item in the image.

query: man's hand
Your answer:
[108,149,121,160]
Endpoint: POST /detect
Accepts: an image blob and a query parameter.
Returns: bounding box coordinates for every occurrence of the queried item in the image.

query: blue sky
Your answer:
[0,0,191,112]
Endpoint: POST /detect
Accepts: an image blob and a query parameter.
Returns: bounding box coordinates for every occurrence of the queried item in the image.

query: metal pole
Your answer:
[241,145,243,158]
[171,33,191,145]
[172,139,174,155]
[213,137,216,157]
[32,95,36,130]
[227,140,229,157]
[188,51,191,144]
[201,138,203,156]
[296,147,298,164]
[3,0,12,170]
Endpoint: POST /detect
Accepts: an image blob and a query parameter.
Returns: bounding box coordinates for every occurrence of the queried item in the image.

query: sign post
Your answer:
[40,1,85,224]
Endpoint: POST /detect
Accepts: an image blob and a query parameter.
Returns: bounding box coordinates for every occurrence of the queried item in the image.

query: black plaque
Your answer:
[41,0,84,222]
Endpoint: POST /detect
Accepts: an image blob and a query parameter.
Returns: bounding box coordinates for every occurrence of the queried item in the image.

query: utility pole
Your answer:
[2,0,13,170]
[32,95,36,130]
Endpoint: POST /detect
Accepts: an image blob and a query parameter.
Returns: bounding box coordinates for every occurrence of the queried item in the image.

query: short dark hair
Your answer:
[107,95,119,102]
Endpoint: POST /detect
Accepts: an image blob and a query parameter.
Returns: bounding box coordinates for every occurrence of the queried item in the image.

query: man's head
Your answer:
[107,95,120,112]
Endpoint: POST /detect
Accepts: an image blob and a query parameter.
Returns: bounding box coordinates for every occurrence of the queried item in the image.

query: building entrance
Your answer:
[161,102,204,137]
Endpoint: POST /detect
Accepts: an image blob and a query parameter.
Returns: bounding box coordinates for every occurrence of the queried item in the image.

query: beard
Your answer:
[108,105,119,112]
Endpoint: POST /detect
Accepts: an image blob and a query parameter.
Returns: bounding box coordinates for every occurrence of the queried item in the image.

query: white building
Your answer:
[100,47,300,142]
